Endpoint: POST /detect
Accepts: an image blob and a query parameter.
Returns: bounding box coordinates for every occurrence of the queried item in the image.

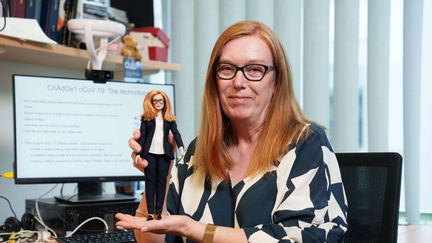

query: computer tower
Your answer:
[25,198,139,236]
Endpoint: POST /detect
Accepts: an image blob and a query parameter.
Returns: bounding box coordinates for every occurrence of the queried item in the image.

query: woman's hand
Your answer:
[115,213,247,242]
[129,129,148,173]
[115,213,202,240]
[130,129,177,172]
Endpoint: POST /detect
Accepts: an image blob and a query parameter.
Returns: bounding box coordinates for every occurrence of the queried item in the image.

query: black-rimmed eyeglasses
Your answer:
[152,98,164,105]
[215,63,275,82]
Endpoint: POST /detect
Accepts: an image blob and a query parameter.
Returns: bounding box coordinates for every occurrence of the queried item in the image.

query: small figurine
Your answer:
[137,90,184,220]
[121,35,143,60]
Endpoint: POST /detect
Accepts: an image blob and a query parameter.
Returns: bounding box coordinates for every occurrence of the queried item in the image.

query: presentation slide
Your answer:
[13,75,174,180]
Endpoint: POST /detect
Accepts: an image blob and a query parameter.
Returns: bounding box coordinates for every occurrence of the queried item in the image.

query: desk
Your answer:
[398,225,432,243]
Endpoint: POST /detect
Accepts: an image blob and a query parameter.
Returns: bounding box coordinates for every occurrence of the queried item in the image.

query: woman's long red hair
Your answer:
[193,20,311,182]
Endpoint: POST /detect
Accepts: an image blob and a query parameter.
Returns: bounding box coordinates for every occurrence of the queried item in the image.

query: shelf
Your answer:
[0,36,180,74]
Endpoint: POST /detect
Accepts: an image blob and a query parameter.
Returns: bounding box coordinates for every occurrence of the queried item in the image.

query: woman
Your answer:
[137,90,184,221]
[116,20,348,243]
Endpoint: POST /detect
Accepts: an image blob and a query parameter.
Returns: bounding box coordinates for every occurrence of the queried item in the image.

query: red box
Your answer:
[148,47,168,62]
[134,27,170,47]
[132,27,169,61]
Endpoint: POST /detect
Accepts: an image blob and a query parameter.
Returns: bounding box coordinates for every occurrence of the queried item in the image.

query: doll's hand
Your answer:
[176,147,185,162]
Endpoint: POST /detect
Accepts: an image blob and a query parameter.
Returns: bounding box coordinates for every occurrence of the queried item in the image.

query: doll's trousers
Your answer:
[144,153,171,214]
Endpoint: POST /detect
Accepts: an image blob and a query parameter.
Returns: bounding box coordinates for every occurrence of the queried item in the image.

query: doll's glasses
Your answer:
[152,98,164,105]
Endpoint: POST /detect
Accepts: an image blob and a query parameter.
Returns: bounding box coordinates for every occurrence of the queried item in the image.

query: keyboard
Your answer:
[57,230,135,243]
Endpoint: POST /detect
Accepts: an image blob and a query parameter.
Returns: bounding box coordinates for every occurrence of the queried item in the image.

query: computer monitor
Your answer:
[13,74,175,203]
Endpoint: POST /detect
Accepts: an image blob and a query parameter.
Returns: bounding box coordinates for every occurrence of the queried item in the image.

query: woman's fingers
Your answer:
[115,214,188,236]
[129,136,141,153]
[133,128,141,140]
[168,132,177,150]
[133,156,148,173]
[131,151,137,161]
[129,128,145,172]
[115,213,146,229]
[129,129,142,153]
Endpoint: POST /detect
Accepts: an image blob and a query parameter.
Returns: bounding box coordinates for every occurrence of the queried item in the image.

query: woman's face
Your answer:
[216,35,275,125]
[152,94,165,111]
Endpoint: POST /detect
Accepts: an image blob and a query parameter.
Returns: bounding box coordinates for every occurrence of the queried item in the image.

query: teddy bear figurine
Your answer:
[121,35,143,60]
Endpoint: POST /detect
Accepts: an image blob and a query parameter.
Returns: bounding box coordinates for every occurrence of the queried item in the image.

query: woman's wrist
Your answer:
[180,217,207,241]
[202,224,217,243]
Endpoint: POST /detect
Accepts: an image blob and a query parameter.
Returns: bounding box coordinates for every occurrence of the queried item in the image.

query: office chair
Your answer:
[336,152,402,243]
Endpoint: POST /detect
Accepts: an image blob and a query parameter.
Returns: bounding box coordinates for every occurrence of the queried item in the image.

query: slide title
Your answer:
[46,84,147,96]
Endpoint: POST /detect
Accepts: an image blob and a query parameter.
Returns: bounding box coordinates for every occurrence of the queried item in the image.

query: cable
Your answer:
[34,184,58,239]
[15,230,40,243]
[0,0,7,32]
[65,217,109,237]
[0,230,41,243]
[60,183,65,198]
[32,216,56,240]
[0,171,14,179]
[86,35,123,70]
[0,195,17,219]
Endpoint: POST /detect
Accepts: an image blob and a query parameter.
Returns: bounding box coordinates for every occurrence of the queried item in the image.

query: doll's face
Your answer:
[152,94,165,111]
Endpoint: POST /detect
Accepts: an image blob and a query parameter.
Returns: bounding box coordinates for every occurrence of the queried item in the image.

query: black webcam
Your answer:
[85,69,114,83]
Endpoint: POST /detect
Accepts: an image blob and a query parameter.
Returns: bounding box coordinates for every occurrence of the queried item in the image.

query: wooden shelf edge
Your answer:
[0,36,180,72]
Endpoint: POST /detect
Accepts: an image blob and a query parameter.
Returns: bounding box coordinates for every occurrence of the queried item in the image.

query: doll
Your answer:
[137,90,184,220]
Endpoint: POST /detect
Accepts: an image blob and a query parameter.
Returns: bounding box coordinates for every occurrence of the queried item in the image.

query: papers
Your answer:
[0,17,57,44]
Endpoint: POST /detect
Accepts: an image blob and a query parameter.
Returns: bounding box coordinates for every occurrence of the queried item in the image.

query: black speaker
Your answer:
[0,217,21,232]
[0,213,36,233]
[21,213,37,231]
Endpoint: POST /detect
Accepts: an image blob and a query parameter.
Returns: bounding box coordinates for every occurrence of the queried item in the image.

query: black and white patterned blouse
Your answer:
[165,124,348,243]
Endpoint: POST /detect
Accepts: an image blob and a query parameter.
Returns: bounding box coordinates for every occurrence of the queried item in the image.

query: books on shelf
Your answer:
[60,0,79,46]
[76,0,110,20]
[9,0,131,48]
[25,0,42,23]
[40,0,60,42]
[11,0,26,18]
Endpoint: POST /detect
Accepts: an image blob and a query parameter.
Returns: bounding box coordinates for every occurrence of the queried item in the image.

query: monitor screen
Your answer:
[13,75,175,202]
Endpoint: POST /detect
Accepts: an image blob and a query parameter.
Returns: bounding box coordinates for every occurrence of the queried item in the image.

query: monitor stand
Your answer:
[55,182,136,204]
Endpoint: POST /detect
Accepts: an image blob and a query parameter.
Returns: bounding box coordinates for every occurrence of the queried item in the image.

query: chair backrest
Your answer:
[336,152,402,243]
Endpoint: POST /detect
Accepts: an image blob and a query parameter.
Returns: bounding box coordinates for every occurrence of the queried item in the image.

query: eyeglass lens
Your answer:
[215,63,273,81]
[152,99,164,104]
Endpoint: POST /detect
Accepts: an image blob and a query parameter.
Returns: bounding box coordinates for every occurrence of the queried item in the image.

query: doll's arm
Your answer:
[169,121,184,148]
[138,121,147,157]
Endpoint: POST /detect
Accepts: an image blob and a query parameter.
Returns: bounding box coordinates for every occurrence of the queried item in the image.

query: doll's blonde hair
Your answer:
[142,90,176,122]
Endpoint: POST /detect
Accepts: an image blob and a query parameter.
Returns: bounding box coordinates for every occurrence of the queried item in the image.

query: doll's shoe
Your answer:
[155,214,162,220]
[147,214,154,221]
